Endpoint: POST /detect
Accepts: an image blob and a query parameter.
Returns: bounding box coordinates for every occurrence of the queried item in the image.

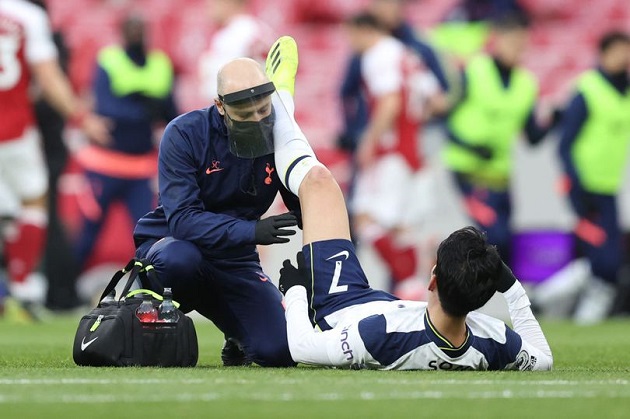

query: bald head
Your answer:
[217,58,269,97]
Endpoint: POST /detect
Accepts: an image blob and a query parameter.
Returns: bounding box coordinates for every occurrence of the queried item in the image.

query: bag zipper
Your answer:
[89,314,104,332]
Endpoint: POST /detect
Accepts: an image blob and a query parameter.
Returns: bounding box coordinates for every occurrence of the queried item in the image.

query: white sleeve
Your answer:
[198,17,260,100]
[362,42,403,96]
[503,282,554,370]
[413,70,440,98]
[284,286,354,367]
[24,7,57,64]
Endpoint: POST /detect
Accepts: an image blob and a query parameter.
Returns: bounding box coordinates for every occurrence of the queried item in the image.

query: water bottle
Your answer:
[135,293,157,323]
[100,290,116,306]
[157,287,179,323]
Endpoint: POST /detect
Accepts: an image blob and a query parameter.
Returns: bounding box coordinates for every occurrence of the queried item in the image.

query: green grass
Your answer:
[1,314,630,418]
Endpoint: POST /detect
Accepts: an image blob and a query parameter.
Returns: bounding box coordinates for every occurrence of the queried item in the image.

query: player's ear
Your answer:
[215,99,225,115]
[428,267,437,292]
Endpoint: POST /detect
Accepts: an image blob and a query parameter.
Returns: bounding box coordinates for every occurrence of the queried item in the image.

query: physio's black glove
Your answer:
[470,144,493,160]
[255,212,298,245]
[496,261,518,293]
[278,251,309,295]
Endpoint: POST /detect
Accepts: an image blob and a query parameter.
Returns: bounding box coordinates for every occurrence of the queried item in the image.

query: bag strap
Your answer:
[119,259,156,301]
[97,259,145,305]
[139,263,159,290]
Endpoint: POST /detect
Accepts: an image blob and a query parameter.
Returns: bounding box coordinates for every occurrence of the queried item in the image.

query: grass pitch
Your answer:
[1,314,629,418]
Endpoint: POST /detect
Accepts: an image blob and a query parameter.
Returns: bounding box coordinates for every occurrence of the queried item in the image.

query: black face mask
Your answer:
[126,42,146,61]
[225,109,275,159]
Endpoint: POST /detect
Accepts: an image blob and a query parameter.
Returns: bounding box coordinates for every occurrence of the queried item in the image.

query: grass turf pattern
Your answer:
[1,315,629,418]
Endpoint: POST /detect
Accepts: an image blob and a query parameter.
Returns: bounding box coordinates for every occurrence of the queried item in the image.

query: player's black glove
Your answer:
[496,261,518,293]
[278,251,309,295]
[255,212,298,245]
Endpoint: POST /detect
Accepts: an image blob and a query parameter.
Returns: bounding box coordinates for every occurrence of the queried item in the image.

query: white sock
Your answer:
[273,91,322,195]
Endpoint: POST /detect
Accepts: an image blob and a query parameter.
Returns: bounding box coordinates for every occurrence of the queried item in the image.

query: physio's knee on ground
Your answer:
[144,238,204,309]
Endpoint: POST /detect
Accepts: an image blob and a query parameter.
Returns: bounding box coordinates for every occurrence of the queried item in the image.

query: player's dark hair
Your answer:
[491,11,530,32]
[434,226,502,317]
[599,30,630,53]
[346,12,386,32]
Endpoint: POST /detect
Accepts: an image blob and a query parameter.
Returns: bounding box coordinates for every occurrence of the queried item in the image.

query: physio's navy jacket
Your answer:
[133,106,301,259]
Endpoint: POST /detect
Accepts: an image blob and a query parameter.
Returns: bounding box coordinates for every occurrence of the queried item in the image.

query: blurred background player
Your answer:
[0,0,109,317]
[72,13,178,272]
[30,0,82,312]
[338,0,450,154]
[344,12,448,300]
[557,30,630,324]
[197,0,273,101]
[442,12,557,265]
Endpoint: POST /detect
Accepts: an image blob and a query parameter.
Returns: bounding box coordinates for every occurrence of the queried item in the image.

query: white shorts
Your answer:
[351,153,435,229]
[0,127,48,217]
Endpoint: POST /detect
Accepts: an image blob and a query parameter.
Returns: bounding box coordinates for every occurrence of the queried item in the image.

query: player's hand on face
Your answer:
[496,261,518,293]
[255,212,298,245]
[82,113,113,146]
[278,251,309,295]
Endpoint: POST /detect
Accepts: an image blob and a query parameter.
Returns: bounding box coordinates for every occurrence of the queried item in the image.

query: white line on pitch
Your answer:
[0,378,627,386]
[0,389,628,404]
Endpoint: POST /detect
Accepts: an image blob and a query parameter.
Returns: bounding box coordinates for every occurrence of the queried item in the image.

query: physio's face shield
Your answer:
[218,82,278,158]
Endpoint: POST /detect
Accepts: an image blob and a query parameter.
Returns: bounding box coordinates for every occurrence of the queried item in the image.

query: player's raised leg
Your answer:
[266,36,349,244]
[266,37,323,199]
[298,166,351,244]
[269,36,396,339]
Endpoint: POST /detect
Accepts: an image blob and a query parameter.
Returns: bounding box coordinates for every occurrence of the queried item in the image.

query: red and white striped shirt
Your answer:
[0,0,57,142]
[361,36,439,170]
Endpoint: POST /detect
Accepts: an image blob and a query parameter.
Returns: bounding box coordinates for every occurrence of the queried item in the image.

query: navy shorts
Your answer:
[303,239,397,330]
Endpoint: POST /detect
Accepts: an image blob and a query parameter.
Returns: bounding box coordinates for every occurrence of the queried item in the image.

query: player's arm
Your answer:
[356,91,401,168]
[279,255,356,367]
[497,263,553,370]
[523,105,559,146]
[362,91,401,142]
[25,5,111,145]
[415,68,449,117]
[558,93,588,189]
[356,43,404,168]
[284,286,346,366]
[30,59,77,120]
[30,59,111,146]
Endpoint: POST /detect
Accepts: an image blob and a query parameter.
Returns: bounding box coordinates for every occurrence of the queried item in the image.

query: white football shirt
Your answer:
[285,282,552,371]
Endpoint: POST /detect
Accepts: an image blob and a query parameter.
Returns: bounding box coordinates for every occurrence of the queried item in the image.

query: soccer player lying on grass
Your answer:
[267,36,553,371]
